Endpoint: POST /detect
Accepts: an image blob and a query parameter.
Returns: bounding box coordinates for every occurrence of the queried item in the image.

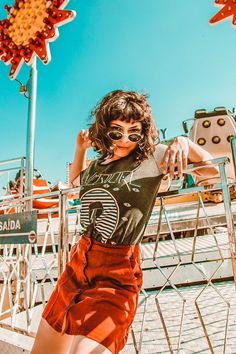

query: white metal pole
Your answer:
[25,57,38,210]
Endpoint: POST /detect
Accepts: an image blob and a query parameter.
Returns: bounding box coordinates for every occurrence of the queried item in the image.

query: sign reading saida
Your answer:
[0,211,37,244]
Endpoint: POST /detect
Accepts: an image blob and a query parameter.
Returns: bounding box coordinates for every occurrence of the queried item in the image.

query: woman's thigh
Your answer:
[31,318,74,354]
[69,335,112,354]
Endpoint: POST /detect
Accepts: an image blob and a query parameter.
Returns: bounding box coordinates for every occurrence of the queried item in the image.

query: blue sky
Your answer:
[0,0,236,184]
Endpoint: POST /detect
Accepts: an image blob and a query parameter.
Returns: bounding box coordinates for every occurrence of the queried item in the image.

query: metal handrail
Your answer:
[157,156,231,198]
[0,157,25,166]
[0,156,230,209]
[231,135,236,177]
[184,156,229,172]
[0,157,26,198]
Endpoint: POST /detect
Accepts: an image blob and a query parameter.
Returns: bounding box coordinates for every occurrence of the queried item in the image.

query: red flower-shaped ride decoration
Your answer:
[210,0,236,26]
[0,0,76,79]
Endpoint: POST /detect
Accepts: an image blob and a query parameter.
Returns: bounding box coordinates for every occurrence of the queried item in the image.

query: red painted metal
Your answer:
[210,0,236,26]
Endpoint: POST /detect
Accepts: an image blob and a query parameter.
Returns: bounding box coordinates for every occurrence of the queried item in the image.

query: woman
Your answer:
[31,90,218,354]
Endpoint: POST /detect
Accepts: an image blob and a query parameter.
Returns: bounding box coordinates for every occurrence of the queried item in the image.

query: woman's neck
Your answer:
[101,155,121,165]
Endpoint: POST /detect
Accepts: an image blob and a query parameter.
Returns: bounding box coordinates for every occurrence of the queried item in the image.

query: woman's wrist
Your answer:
[76,144,89,152]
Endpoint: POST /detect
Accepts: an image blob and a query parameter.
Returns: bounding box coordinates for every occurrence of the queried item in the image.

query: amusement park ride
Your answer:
[0,1,235,353]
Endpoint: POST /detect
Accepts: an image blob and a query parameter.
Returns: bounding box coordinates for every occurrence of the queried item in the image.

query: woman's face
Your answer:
[108,119,142,158]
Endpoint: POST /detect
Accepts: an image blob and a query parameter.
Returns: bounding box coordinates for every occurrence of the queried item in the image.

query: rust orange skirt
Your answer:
[42,235,143,354]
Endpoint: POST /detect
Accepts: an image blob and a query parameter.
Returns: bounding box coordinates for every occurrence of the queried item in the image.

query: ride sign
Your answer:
[0,211,37,244]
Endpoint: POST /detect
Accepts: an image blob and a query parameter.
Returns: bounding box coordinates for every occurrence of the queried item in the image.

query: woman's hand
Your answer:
[76,129,92,150]
[160,136,189,178]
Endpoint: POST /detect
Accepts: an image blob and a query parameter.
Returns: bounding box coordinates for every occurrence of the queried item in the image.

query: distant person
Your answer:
[31,90,217,354]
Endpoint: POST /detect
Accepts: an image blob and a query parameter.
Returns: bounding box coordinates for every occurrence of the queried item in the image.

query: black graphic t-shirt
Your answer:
[79,144,167,245]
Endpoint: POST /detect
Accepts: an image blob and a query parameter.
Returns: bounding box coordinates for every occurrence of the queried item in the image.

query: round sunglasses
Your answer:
[108,130,142,143]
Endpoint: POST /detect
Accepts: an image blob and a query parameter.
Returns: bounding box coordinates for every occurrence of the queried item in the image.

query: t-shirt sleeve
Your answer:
[79,159,96,185]
[152,143,168,175]
[70,165,88,187]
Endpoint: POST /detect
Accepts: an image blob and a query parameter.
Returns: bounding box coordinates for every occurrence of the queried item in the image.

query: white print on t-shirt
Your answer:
[80,188,119,243]
[82,170,140,190]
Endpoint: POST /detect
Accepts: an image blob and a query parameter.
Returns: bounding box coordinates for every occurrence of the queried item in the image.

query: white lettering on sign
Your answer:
[0,219,21,232]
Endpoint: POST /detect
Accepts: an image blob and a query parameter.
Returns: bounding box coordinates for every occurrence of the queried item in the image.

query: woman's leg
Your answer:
[69,335,112,354]
[31,318,74,354]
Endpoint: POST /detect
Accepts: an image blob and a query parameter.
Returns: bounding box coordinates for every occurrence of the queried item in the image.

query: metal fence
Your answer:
[0,154,235,353]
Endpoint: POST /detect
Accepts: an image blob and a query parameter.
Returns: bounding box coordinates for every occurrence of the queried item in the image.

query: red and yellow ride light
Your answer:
[0,0,75,79]
[210,0,236,26]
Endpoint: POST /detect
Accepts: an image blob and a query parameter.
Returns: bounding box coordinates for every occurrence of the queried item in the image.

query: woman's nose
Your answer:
[121,134,129,143]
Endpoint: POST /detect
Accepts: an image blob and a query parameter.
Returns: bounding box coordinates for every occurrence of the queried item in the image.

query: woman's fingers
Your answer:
[161,139,188,178]
[160,150,169,174]
[161,149,176,178]
[168,150,177,178]
[176,150,183,177]
[79,129,90,141]
[77,130,92,148]
[80,129,87,139]
[182,149,188,171]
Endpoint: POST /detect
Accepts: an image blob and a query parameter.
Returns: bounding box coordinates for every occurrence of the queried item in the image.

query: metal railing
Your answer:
[130,156,236,354]
[0,156,235,353]
[0,157,25,200]
[231,135,236,177]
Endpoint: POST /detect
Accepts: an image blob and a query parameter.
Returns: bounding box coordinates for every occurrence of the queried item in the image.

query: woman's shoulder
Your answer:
[148,143,167,174]
[80,158,98,179]
[153,143,167,160]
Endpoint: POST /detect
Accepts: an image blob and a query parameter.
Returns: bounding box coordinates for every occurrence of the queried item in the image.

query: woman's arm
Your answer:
[160,136,219,179]
[69,130,92,187]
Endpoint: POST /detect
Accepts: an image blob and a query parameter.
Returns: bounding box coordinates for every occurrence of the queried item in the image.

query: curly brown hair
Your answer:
[89,90,159,162]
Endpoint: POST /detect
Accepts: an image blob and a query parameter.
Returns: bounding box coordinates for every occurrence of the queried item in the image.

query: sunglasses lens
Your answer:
[108,131,142,142]
[108,131,123,140]
[129,134,141,142]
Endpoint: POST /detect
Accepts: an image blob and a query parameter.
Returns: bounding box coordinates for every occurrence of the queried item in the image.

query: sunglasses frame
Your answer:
[107,130,143,143]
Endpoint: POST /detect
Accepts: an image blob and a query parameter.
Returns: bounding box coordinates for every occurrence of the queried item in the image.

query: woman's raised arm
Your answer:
[69,130,92,187]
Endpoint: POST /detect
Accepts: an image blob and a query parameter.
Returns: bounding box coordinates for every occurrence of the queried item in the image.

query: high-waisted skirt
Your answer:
[42,235,143,354]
